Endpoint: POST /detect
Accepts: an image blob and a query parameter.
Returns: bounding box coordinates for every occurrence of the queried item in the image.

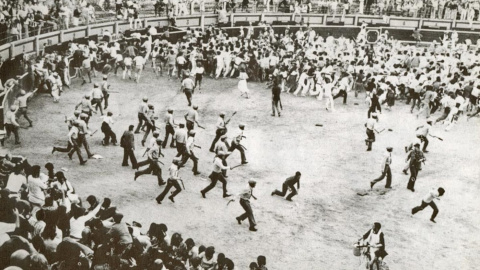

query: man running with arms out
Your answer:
[412,187,445,223]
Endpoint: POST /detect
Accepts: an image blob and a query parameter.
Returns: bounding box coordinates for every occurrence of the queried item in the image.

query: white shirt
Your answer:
[69,204,101,239]
[27,176,47,205]
[423,188,440,203]
[103,116,114,125]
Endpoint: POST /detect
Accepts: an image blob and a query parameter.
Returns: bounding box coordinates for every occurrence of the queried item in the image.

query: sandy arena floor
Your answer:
[3,69,480,269]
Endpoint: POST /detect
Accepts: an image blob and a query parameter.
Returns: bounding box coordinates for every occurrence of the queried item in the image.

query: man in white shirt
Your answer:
[230,180,257,232]
[370,147,393,189]
[156,157,183,204]
[179,130,200,175]
[411,187,445,223]
[133,55,145,83]
[365,113,380,151]
[200,151,231,198]
[228,124,248,164]
[90,83,104,115]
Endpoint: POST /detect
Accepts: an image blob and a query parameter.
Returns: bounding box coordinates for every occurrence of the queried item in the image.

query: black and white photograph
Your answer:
[0,1,480,269]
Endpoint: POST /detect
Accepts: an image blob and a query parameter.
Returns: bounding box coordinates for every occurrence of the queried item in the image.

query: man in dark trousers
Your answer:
[209,112,226,152]
[215,135,231,178]
[101,75,110,109]
[162,108,176,148]
[412,187,445,223]
[271,171,301,201]
[141,104,156,147]
[53,121,87,165]
[134,96,149,134]
[101,112,117,146]
[272,82,282,117]
[15,90,33,127]
[368,89,382,118]
[4,105,21,145]
[184,105,201,131]
[174,123,187,159]
[231,179,257,232]
[134,138,165,185]
[229,124,248,164]
[365,113,380,151]
[201,151,231,198]
[406,143,425,192]
[370,147,393,189]
[156,157,182,204]
[180,130,200,175]
[77,114,94,158]
[121,125,138,169]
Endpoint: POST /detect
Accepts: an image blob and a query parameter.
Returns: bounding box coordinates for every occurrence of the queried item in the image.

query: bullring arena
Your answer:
[1,9,480,270]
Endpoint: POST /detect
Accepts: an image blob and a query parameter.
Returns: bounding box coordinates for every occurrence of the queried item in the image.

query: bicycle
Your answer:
[353,242,389,270]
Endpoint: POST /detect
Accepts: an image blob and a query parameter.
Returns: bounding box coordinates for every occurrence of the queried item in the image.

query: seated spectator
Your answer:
[27,165,48,208]
[12,200,34,239]
[107,212,133,253]
[69,200,101,240]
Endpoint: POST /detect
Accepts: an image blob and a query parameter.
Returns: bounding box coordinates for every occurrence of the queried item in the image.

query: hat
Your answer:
[220,134,227,140]
[248,179,256,185]
[143,96,148,102]
[20,90,26,95]
[193,105,198,109]
[386,147,393,152]
[80,113,88,118]
[103,75,108,79]
[84,94,91,99]
[156,138,163,144]
[219,112,226,116]
[168,108,173,113]
[148,104,154,108]
[189,130,196,136]
[74,110,81,115]
[414,143,420,147]
[94,83,99,87]
[10,105,17,111]
[371,113,378,118]
[239,123,245,128]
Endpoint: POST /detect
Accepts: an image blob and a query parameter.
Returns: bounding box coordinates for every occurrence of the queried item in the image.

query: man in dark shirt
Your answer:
[108,213,133,254]
[406,143,425,192]
[271,82,282,117]
[121,125,138,169]
[271,171,301,201]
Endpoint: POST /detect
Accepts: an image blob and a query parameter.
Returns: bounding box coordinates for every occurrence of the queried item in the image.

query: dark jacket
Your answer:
[121,131,135,149]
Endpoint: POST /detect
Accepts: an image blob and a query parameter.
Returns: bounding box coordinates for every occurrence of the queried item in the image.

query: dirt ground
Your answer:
[3,68,480,269]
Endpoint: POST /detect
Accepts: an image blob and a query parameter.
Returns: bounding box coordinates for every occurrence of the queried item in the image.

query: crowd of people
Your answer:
[0,155,273,269]
[1,4,480,267]
[4,0,480,44]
